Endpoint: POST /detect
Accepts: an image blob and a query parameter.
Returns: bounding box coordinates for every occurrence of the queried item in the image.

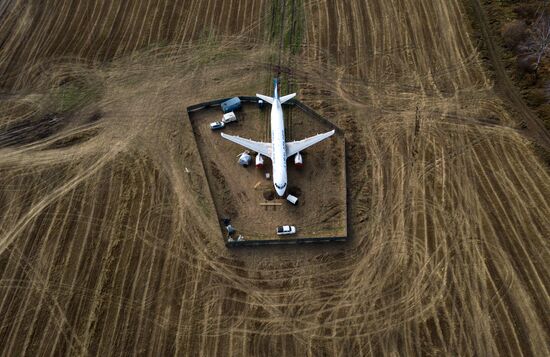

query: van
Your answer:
[286,194,298,205]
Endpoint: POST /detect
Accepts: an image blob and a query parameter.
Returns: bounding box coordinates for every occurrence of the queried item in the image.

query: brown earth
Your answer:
[0,0,549,356]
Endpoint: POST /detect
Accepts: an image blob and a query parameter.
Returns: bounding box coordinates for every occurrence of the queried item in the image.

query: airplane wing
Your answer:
[221,133,272,158]
[286,130,335,157]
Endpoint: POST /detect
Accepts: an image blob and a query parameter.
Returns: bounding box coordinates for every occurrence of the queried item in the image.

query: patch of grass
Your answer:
[268,0,304,54]
[53,79,103,113]
[285,1,304,54]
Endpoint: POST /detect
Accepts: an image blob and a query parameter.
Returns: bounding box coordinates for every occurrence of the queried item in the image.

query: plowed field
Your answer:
[0,0,548,356]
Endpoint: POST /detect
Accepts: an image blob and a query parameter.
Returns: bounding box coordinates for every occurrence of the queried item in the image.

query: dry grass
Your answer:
[0,0,548,356]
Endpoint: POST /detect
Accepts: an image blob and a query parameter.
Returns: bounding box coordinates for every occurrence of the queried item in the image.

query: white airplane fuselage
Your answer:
[270,98,288,196]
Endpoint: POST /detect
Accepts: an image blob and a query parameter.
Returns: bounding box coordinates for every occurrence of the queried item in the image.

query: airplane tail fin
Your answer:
[256,93,296,105]
[279,93,296,104]
[256,94,274,105]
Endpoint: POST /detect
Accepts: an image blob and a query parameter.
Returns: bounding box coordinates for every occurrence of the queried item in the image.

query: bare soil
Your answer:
[0,0,549,356]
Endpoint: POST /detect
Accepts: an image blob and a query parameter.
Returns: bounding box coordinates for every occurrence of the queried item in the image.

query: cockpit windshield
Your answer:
[274,182,287,189]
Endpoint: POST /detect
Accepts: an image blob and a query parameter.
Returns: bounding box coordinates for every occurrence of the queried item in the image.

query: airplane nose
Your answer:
[275,187,285,197]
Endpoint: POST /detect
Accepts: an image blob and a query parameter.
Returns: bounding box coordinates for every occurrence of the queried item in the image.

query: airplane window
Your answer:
[275,183,287,189]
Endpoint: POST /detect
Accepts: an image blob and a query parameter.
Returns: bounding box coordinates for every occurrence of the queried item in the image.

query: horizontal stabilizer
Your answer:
[256,94,273,105]
[286,130,335,157]
[221,133,272,158]
[279,93,296,104]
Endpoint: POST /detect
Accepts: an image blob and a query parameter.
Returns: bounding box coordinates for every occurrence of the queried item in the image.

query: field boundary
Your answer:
[185,96,348,247]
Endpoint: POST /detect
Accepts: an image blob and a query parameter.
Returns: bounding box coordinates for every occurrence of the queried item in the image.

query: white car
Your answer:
[276,225,296,235]
[286,194,298,205]
[210,121,225,130]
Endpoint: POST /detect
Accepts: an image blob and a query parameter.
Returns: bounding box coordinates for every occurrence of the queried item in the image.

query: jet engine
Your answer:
[255,153,264,168]
[294,152,303,167]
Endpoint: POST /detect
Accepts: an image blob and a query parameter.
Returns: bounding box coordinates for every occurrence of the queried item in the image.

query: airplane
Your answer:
[221,79,335,197]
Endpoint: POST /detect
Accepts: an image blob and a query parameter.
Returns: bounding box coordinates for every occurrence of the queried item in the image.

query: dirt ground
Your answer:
[0,0,549,356]
[189,102,346,243]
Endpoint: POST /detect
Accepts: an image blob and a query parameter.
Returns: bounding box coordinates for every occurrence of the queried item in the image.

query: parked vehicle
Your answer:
[276,225,296,235]
[221,97,241,113]
[222,111,237,124]
[286,194,298,205]
[238,151,252,167]
[210,121,225,130]
[226,224,235,235]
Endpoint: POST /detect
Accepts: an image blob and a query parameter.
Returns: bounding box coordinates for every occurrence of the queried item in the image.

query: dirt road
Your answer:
[467,0,550,147]
[0,0,548,356]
